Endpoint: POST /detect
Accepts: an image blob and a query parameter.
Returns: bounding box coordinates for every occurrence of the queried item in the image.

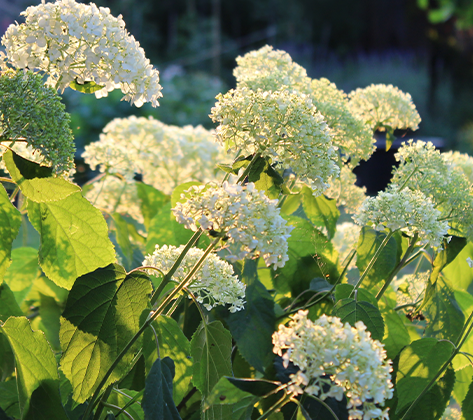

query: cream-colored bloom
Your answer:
[2,0,162,107]
[210,87,339,196]
[392,272,429,308]
[443,150,473,184]
[172,182,293,269]
[332,222,361,270]
[325,166,367,213]
[272,311,393,420]
[143,245,246,312]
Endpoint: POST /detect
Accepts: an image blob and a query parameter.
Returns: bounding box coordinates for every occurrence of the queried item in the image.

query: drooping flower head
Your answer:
[143,245,246,312]
[210,87,339,196]
[272,310,393,420]
[172,182,294,269]
[0,68,75,175]
[2,0,162,107]
[353,185,450,248]
[348,84,421,133]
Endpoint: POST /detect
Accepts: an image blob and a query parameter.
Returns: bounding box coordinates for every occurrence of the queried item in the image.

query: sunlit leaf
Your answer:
[69,79,104,93]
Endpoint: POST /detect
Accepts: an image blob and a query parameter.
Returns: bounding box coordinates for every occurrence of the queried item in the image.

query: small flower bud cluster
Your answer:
[2,0,162,107]
[210,87,339,196]
[0,68,75,175]
[332,222,361,270]
[172,182,293,269]
[353,185,450,248]
[272,311,393,420]
[325,165,367,214]
[348,84,421,132]
[143,245,246,312]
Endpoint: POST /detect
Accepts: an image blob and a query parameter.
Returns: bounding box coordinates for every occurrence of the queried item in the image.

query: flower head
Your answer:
[325,165,367,214]
[332,222,361,270]
[172,182,293,269]
[210,87,339,196]
[2,0,162,107]
[0,68,75,175]
[272,310,393,420]
[143,245,246,312]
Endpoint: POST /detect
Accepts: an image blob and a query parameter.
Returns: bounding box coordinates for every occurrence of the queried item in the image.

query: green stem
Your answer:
[0,177,16,184]
[256,394,289,420]
[114,390,144,418]
[236,153,261,184]
[92,383,114,420]
[102,403,135,420]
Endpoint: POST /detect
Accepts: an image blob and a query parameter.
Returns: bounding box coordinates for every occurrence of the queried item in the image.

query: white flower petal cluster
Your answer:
[443,150,473,184]
[2,0,162,107]
[83,116,224,194]
[348,84,421,132]
[392,272,429,308]
[143,245,246,312]
[172,182,293,269]
[210,87,339,196]
[272,311,393,420]
[353,185,450,248]
[332,222,361,270]
[325,165,367,213]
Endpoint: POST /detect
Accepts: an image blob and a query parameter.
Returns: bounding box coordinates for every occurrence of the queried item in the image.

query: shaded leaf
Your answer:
[334,284,378,308]
[107,388,144,420]
[204,377,253,409]
[309,277,332,293]
[0,381,19,419]
[38,294,61,351]
[0,283,22,320]
[136,182,170,231]
[226,377,280,397]
[247,156,284,199]
[462,377,473,420]
[301,187,339,239]
[382,311,411,360]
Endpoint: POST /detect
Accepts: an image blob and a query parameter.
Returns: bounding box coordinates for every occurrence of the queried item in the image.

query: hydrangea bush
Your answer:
[1,4,473,420]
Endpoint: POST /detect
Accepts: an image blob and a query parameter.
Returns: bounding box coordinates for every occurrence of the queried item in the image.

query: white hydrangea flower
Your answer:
[353,185,450,248]
[2,0,162,107]
[83,116,224,194]
[443,150,473,184]
[143,245,246,312]
[325,165,367,214]
[272,310,393,420]
[332,222,361,270]
[392,272,429,308]
[172,182,294,269]
[210,87,339,196]
[348,84,421,132]
[84,175,143,224]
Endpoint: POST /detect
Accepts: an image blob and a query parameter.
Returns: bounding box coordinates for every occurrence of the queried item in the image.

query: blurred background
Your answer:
[2,0,473,184]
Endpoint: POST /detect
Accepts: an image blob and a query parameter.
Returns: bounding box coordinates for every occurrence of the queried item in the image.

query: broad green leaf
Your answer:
[453,365,473,406]
[204,377,253,409]
[0,184,21,280]
[141,357,181,420]
[443,241,473,291]
[69,79,104,93]
[424,276,464,342]
[272,216,340,297]
[280,192,301,216]
[382,311,411,360]
[146,203,179,253]
[0,381,20,418]
[3,247,39,305]
[300,393,349,420]
[334,284,378,308]
[38,294,61,350]
[111,213,134,270]
[462,377,473,420]
[231,396,258,420]
[217,279,276,373]
[247,156,284,199]
[0,283,22,320]
[143,316,192,405]
[395,338,454,414]
[60,264,152,403]
[107,389,144,420]
[309,277,332,293]
[0,334,15,382]
[226,378,281,397]
[356,227,399,292]
[3,150,80,202]
[301,187,339,239]
[452,290,473,371]
[28,192,116,289]
[0,317,68,419]
[136,182,170,231]
[191,321,232,419]
[332,298,384,341]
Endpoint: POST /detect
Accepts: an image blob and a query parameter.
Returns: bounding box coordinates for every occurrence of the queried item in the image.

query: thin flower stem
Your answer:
[256,394,289,420]
[0,177,16,184]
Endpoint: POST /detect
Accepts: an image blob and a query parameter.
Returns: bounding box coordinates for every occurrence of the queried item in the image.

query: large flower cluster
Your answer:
[210,87,339,196]
[83,116,223,194]
[2,0,162,107]
[0,68,75,175]
[272,311,393,420]
[143,245,246,312]
[332,222,361,270]
[353,185,449,248]
[325,166,367,214]
[443,150,473,184]
[172,182,293,269]
[348,84,421,132]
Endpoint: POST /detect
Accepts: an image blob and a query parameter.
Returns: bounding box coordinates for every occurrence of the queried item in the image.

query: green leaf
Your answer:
[3,150,80,202]
[204,377,253,409]
[301,187,340,239]
[462,377,473,420]
[141,357,181,420]
[442,241,473,291]
[395,337,454,414]
[453,365,473,405]
[143,316,193,405]
[385,128,395,151]
[226,378,280,397]
[69,79,104,93]
[38,294,62,351]
[111,213,134,271]
[107,388,144,420]
[59,264,152,403]
[334,284,378,308]
[309,277,332,293]
[0,317,68,419]
[247,156,284,199]
[280,192,301,216]
[27,192,116,289]
[382,311,411,360]
[272,216,340,297]
[0,283,22,320]
[332,298,385,341]
[0,184,22,281]
[452,290,473,371]
[3,247,39,305]
[0,381,20,418]
[171,182,203,207]
[356,227,398,292]
[146,203,179,253]
[136,182,170,231]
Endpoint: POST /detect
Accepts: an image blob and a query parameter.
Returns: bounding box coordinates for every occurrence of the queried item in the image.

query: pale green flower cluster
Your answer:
[391,140,473,241]
[392,272,429,308]
[332,222,361,270]
[272,310,393,420]
[83,116,223,195]
[2,0,162,107]
[443,150,473,184]
[353,185,450,248]
[172,182,293,269]
[348,84,421,132]
[143,245,246,312]
[325,166,367,214]
[210,87,339,196]
[0,69,75,175]
[84,176,143,224]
